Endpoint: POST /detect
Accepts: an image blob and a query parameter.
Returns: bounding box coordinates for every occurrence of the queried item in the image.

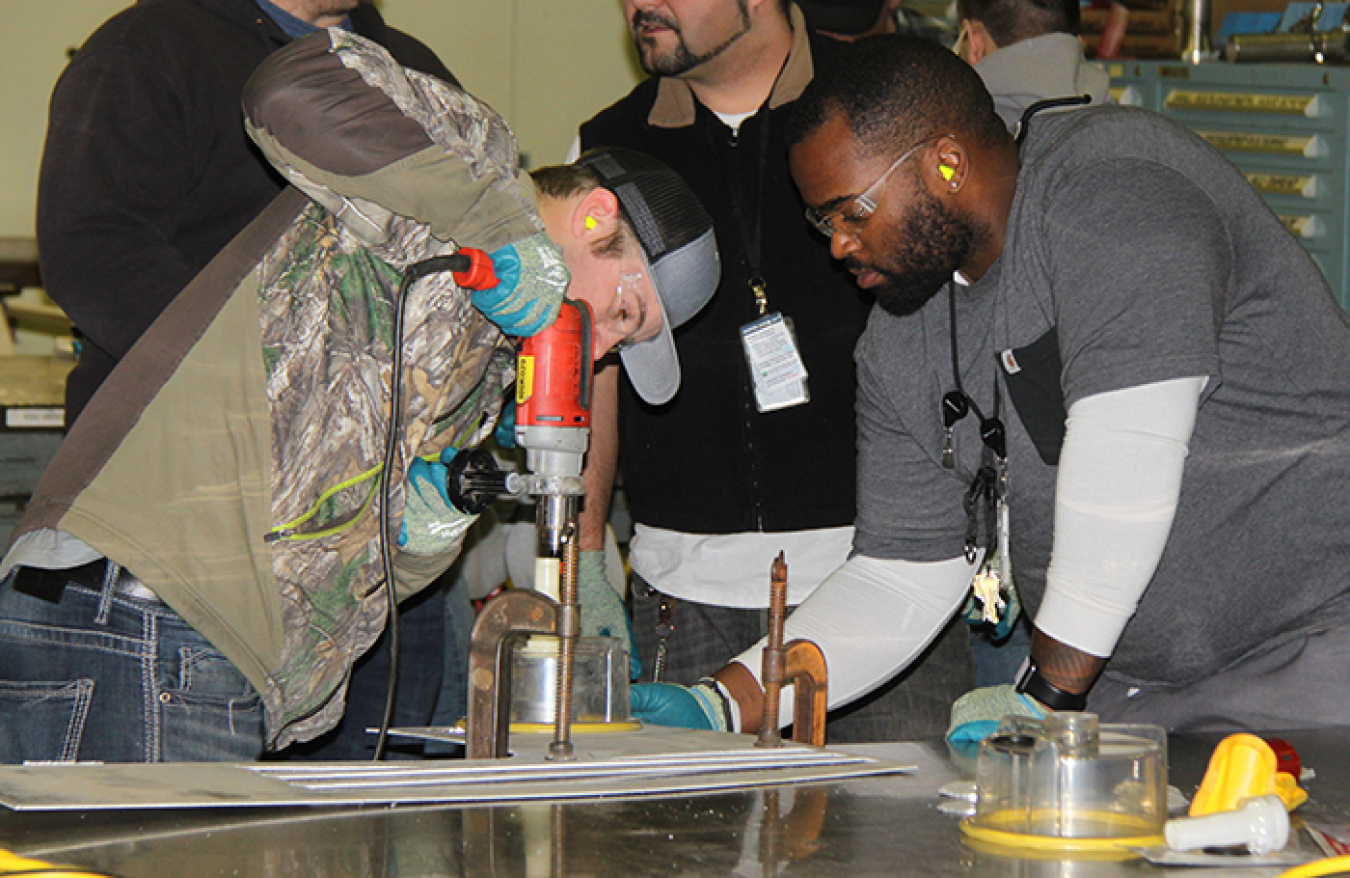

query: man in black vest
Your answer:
[577,0,975,742]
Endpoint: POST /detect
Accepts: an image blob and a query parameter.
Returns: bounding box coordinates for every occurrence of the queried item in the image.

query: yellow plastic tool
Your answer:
[0,850,52,871]
[1190,733,1307,816]
[0,847,111,877]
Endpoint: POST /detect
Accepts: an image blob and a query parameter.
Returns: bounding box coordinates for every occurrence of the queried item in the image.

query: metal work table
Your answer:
[1,727,1345,877]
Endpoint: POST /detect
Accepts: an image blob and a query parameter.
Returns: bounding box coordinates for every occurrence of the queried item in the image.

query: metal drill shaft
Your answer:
[548,524,579,761]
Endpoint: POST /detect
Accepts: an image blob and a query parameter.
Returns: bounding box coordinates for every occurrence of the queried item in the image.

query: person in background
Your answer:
[0,32,717,764]
[797,0,958,45]
[37,0,453,428]
[956,0,1110,131]
[578,0,975,744]
[33,0,462,761]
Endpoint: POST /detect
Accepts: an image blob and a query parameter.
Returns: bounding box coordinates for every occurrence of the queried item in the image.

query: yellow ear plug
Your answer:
[585,216,598,230]
[939,165,955,182]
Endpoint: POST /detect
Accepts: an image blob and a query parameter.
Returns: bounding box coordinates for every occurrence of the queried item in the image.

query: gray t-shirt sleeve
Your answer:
[852,317,971,562]
[1040,159,1225,407]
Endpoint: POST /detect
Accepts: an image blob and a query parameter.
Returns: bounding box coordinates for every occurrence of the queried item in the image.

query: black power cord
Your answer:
[373,253,472,762]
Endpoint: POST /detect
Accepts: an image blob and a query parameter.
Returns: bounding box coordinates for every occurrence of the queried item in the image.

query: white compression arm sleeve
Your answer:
[733,553,978,727]
[1035,375,1206,657]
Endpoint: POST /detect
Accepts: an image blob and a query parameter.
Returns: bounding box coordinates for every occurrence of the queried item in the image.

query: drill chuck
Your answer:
[446,448,515,514]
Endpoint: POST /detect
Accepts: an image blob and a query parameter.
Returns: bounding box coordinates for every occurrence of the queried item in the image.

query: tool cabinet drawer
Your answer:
[1104,61,1350,308]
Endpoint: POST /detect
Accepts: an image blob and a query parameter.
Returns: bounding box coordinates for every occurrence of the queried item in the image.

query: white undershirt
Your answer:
[713,109,756,132]
[629,525,853,608]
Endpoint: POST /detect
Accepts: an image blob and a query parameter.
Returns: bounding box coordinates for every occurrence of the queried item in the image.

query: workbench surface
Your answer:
[0,728,1345,877]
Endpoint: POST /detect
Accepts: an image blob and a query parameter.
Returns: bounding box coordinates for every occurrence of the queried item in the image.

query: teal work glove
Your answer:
[398,448,477,556]
[493,400,516,449]
[577,550,641,679]
[470,232,568,337]
[630,681,730,732]
[946,684,1045,745]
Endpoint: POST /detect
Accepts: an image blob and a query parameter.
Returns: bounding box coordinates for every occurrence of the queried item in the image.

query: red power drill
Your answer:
[446,297,595,594]
[513,298,594,566]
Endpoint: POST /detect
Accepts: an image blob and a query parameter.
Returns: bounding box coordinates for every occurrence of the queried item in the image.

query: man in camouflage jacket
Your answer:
[0,32,714,761]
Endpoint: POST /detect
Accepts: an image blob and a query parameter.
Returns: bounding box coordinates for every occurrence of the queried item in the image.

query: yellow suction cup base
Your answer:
[510,719,643,735]
[961,810,1163,855]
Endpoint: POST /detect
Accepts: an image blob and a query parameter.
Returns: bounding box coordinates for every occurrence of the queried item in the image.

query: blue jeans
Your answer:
[0,566,265,763]
[286,576,447,760]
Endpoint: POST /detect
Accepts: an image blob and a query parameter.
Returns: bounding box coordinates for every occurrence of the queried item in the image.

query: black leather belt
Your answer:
[12,559,162,605]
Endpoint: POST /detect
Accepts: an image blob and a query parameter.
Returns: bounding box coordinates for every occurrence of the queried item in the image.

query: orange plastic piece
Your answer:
[1190,733,1307,817]
[452,247,498,290]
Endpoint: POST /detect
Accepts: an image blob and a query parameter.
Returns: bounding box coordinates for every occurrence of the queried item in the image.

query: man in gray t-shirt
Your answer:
[639,34,1350,738]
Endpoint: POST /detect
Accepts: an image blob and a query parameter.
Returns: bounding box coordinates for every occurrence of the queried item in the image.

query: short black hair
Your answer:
[956,0,1080,45]
[787,34,1006,157]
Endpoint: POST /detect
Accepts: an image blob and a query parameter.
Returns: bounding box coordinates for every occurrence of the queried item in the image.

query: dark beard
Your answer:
[632,6,750,76]
[859,189,976,317]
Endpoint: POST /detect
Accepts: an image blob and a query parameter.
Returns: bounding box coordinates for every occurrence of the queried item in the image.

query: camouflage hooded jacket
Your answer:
[8,31,566,748]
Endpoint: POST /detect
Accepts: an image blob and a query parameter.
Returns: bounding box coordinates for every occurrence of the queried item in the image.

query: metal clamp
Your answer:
[466,589,559,759]
[757,553,829,748]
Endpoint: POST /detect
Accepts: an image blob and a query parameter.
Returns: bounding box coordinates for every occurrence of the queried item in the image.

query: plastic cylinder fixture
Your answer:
[962,713,1169,852]
[509,635,637,732]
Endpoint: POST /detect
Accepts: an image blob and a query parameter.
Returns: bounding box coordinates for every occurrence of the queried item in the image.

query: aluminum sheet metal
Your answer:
[0,727,914,812]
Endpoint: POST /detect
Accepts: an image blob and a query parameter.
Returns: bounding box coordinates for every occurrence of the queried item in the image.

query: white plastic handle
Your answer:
[1164,794,1290,855]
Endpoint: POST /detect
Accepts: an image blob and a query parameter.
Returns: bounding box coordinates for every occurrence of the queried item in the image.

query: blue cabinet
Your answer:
[1104,61,1350,308]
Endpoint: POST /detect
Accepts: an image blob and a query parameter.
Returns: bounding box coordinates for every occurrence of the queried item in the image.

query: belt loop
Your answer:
[93,560,119,626]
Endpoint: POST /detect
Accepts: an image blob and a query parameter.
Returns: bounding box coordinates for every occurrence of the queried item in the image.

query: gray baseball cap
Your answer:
[576,148,720,406]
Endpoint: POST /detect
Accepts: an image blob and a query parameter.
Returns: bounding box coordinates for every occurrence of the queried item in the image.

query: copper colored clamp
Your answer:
[757,553,789,747]
[783,638,827,747]
[466,588,559,759]
[757,552,829,748]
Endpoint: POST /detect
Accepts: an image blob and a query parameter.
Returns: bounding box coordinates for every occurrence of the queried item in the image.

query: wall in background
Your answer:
[381,0,642,169]
[0,0,644,238]
[0,0,128,238]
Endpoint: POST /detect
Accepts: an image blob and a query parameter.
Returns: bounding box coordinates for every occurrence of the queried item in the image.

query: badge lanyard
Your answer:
[710,104,810,413]
[941,282,1011,621]
[947,95,1092,619]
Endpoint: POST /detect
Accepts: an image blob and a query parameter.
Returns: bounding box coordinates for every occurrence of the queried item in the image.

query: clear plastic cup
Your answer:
[964,713,1168,852]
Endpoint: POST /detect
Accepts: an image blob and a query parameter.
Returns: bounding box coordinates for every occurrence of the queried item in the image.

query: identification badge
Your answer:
[740,312,810,412]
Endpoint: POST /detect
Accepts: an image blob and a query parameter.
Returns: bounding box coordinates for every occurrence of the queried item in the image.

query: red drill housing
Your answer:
[516,299,593,431]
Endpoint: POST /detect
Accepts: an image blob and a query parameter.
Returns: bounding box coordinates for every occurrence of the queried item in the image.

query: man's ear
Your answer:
[575,186,621,239]
[963,19,998,63]
[931,137,969,194]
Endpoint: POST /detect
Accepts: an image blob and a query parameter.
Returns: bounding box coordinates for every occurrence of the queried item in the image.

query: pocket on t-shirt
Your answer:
[1000,329,1067,466]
